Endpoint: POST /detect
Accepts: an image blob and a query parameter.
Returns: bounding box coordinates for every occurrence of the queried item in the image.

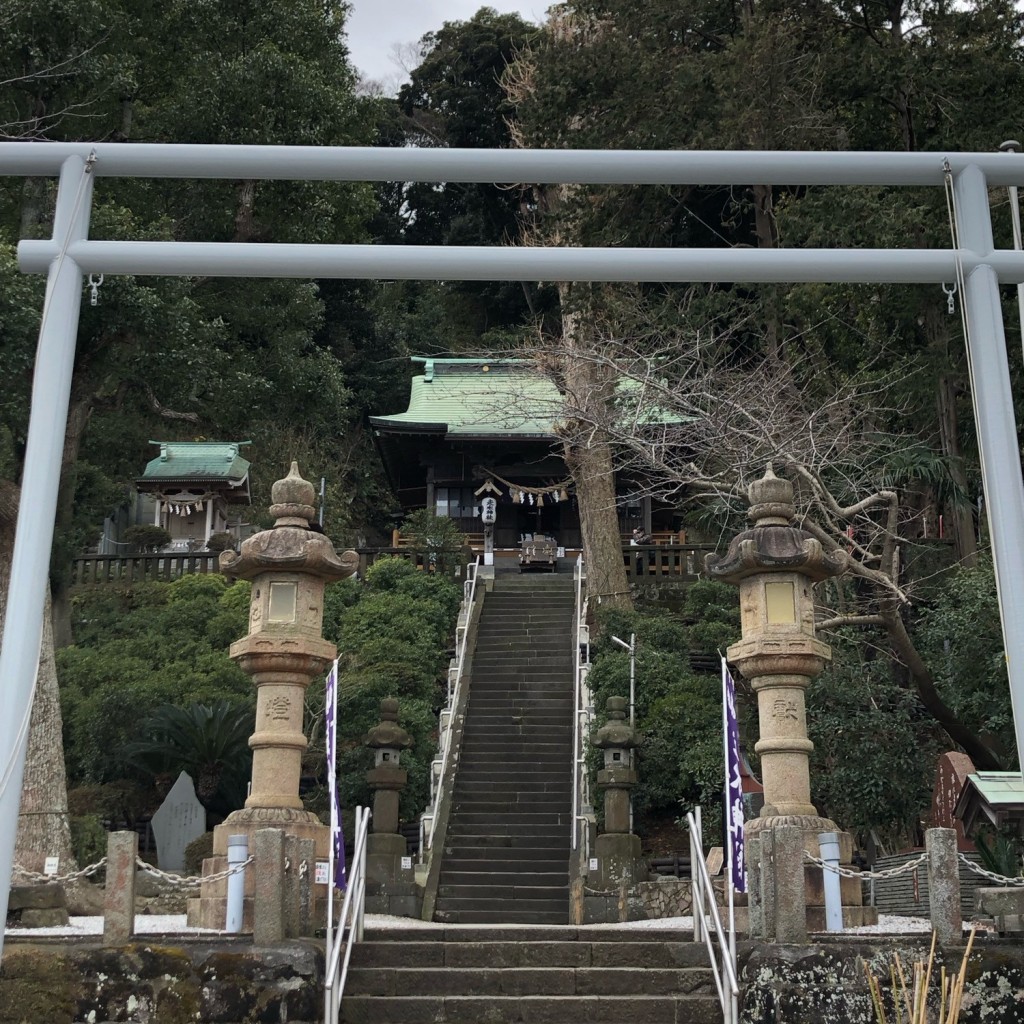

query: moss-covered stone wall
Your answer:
[741,937,1024,1023]
[0,939,323,1024]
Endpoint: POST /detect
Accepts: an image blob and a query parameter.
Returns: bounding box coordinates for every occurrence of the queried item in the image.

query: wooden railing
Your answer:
[623,543,716,579]
[72,543,714,585]
[71,553,219,585]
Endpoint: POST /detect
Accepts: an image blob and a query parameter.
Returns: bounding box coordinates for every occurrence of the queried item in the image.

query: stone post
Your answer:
[926,827,962,945]
[363,699,419,917]
[591,696,644,888]
[746,835,763,938]
[188,462,358,931]
[760,830,776,941]
[773,825,807,944]
[705,465,875,929]
[103,831,138,946]
[253,828,286,947]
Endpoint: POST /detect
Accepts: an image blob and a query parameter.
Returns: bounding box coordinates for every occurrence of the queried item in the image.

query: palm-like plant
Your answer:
[121,701,253,811]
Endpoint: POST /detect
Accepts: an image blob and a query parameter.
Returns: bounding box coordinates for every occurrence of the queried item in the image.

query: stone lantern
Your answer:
[188,462,357,930]
[365,698,412,835]
[363,699,419,916]
[590,696,643,887]
[705,465,875,926]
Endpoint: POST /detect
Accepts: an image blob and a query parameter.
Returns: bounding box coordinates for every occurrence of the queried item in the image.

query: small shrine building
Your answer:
[137,440,252,549]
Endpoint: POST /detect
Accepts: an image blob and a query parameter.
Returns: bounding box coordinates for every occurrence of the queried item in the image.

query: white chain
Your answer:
[957,852,1024,887]
[13,858,108,884]
[804,851,928,880]
[135,855,254,887]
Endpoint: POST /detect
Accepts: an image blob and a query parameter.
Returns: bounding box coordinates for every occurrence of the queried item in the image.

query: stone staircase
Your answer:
[434,573,576,925]
[342,925,722,1024]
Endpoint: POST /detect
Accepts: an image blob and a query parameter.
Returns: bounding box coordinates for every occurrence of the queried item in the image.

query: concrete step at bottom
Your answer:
[340,994,722,1023]
[431,909,571,926]
[344,965,717,997]
[350,938,709,969]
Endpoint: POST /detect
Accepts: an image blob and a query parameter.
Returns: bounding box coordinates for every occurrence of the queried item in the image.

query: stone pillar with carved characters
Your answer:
[705,465,876,929]
[187,462,358,931]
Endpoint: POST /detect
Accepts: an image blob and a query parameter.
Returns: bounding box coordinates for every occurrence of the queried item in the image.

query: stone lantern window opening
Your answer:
[267,581,298,623]
[764,581,796,625]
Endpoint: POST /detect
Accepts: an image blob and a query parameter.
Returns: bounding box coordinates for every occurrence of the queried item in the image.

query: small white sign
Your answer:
[314,860,330,885]
[589,858,598,872]
[43,856,59,877]
[401,856,412,870]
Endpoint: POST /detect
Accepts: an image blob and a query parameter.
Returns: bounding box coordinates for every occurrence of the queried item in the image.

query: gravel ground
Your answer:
[5,911,977,939]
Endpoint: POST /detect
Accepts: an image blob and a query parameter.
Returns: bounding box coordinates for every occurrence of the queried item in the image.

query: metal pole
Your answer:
[953,163,1024,774]
[18,237,1024,284]
[0,153,94,963]
[999,141,1024,364]
[225,834,247,932]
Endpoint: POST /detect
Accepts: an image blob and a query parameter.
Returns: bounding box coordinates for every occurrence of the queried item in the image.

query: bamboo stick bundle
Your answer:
[864,928,977,1024]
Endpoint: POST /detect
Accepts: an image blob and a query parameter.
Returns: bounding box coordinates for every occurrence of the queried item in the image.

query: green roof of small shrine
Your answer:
[370,357,686,439]
[140,441,252,483]
[961,772,1024,806]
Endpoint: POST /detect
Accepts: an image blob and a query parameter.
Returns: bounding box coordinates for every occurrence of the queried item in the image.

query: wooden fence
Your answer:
[622,543,717,579]
[71,553,219,585]
[72,543,717,585]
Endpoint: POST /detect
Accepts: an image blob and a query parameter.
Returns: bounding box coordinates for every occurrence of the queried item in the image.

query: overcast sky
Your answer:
[345,1,546,91]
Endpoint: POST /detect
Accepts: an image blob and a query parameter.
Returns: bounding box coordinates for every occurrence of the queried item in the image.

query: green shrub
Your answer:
[124,524,171,551]
[70,814,108,868]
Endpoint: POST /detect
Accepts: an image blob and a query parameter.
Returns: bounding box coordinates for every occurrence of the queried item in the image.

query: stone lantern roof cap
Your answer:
[703,465,846,584]
[365,698,413,750]
[591,696,638,750]
[270,461,317,527]
[218,461,358,582]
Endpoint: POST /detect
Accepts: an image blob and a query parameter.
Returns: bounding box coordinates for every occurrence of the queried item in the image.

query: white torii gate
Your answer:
[1,144,1024,955]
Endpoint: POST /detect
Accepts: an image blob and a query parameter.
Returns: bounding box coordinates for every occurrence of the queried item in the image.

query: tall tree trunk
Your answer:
[558,291,631,610]
[0,481,76,874]
[936,374,978,567]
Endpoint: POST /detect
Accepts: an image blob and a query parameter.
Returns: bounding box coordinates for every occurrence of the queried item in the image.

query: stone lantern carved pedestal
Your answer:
[590,696,645,889]
[187,463,357,931]
[705,466,876,929]
[363,699,420,917]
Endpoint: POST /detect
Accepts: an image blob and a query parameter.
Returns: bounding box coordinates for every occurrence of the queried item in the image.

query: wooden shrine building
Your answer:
[370,357,682,555]
[137,440,252,549]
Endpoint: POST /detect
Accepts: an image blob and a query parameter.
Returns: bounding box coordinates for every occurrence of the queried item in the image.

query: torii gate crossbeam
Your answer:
[0,145,1022,958]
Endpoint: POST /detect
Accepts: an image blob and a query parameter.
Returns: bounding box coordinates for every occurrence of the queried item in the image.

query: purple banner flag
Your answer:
[325,661,347,891]
[723,662,747,894]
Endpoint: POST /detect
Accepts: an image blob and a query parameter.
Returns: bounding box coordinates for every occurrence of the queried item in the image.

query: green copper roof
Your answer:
[140,441,252,483]
[370,360,562,438]
[370,358,688,438]
[962,772,1024,806]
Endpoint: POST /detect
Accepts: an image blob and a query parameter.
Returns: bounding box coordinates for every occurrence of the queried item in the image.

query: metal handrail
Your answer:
[571,555,592,852]
[421,556,481,855]
[686,810,739,1024]
[324,805,371,1024]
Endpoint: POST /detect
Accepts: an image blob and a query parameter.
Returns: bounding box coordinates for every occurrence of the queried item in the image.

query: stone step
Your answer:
[345,965,716,997]
[447,823,568,838]
[437,883,569,902]
[430,909,573,925]
[439,871,568,888]
[448,812,571,827]
[351,935,705,966]
[441,833,570,850]
[455,782,571,797]
[440,857,568,874]
[454,767,567,780]
[340,993,722,1023]
[453,795,569,810]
